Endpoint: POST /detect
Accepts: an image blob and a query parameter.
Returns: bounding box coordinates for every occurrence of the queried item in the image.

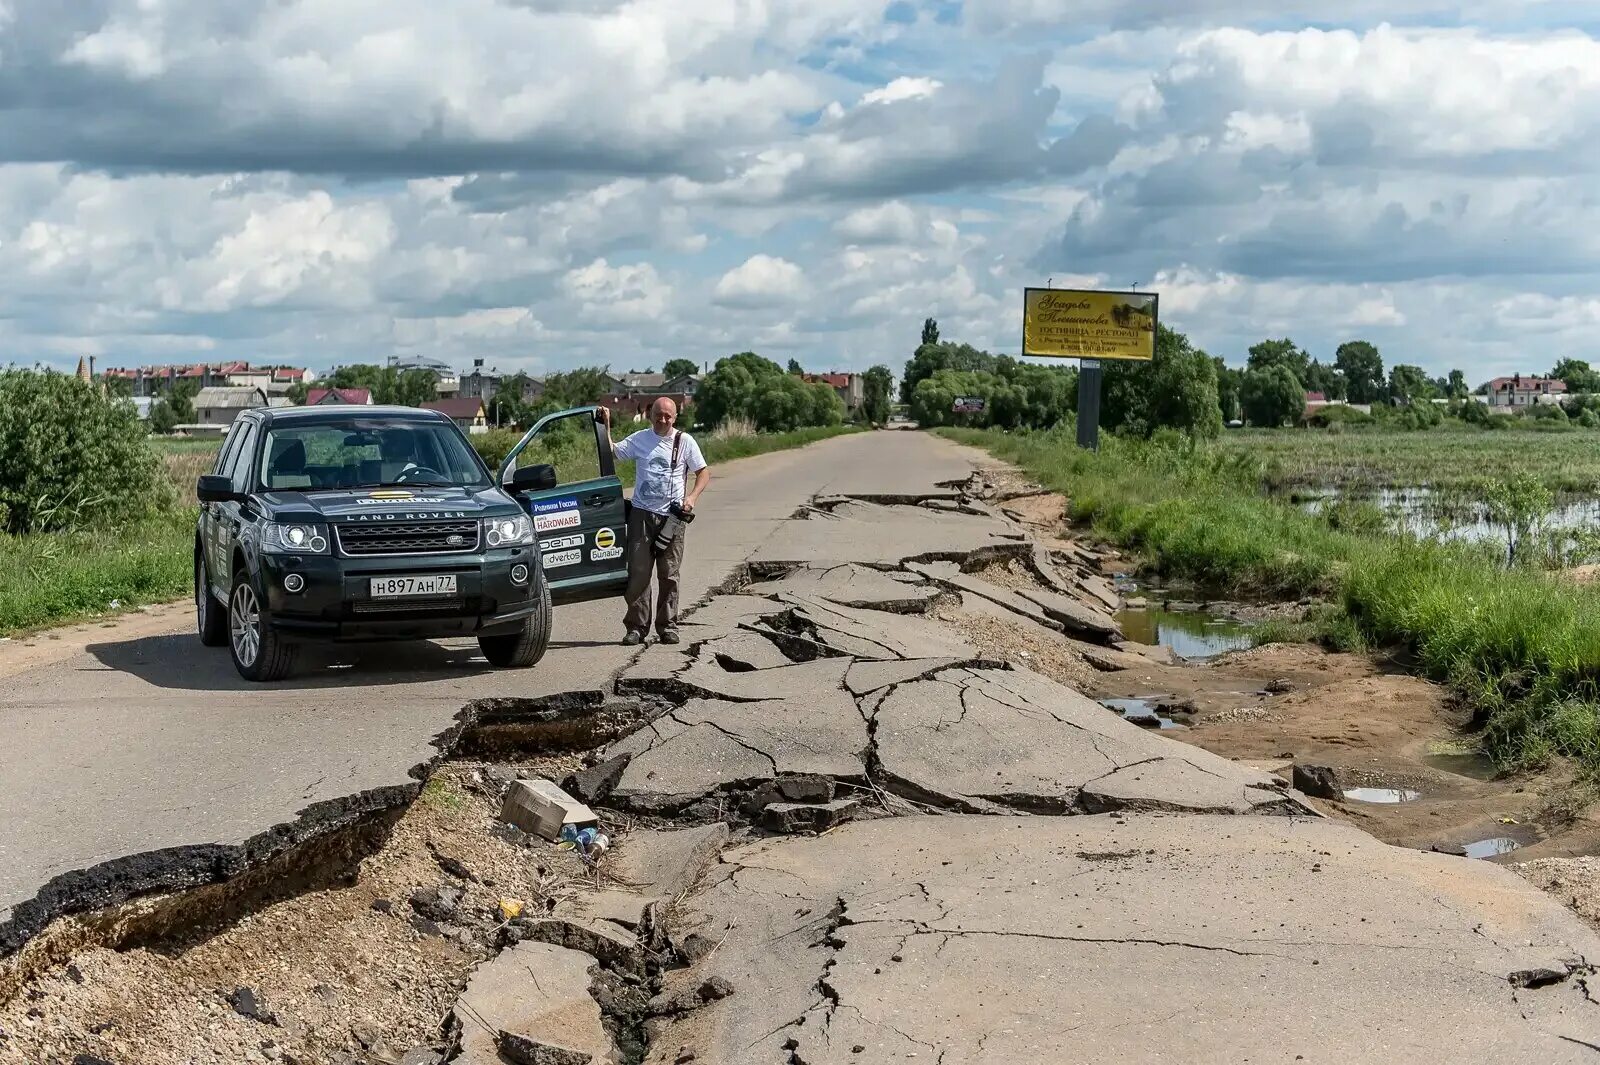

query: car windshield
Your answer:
[258,418,492,492]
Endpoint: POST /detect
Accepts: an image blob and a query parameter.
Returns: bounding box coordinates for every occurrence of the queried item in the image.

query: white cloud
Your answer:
[561,258,672,325]
[860,76,942,106]
[713,254,806,309]
[834,201,920,244]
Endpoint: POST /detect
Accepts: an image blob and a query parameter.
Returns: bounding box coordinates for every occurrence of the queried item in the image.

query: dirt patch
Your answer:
[926,598,1098,692]
[1086,643,1581,860]
[1516,856,1600,931]
[0,764,607,1065]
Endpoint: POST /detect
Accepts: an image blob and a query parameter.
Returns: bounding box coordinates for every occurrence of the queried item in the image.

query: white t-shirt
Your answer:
[616,429,707,515]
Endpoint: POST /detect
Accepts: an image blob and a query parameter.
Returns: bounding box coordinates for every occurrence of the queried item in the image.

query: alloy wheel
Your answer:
[230,584,261,666]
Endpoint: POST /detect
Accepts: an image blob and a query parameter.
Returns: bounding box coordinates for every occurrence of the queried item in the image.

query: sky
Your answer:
[2,1,1599,383]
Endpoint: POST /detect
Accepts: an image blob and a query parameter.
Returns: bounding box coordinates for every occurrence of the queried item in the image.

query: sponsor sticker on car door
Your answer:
[589,525,623,561]
[532,497,581,532]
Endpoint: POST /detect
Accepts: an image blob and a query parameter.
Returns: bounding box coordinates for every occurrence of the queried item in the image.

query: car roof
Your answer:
[259,404,450,425]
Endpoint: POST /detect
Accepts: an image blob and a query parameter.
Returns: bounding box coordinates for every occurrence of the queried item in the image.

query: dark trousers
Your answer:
[624,508,685,635]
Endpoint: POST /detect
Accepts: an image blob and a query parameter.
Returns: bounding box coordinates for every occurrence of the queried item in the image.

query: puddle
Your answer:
[1421,751,1499,781]
[1463,836,1521,859]
[1292,485,1600,551]
[1099,697,1184,730]
[1342,787,1421,804]
[1114,603,1255,661]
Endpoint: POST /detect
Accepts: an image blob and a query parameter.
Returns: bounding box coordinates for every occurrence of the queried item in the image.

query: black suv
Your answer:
[195,404,630,680]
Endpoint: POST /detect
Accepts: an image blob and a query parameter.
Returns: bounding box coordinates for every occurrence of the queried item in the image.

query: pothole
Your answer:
[1099,697,1186,731]
[1464,836,1522,859]
[1342,787,1422,804]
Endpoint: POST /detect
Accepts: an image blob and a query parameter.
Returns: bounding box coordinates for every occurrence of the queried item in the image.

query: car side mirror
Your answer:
[509,464,557,494]
[196,474,238,503]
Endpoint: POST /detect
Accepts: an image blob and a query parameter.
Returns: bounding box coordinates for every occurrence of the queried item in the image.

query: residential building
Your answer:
[423,397,490,434]
[391,354,458,397]
[100,362,313,396]
[664,373,703,398]
[305,387,373,406]
[595,391,693,424]
[194,386,273,427]
[1486,374,1566,408]
[800,372,865,412]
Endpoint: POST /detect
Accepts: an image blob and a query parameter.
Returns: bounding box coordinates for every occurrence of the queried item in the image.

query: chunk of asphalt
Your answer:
[452,941,614,1065]
[495,1031,593,1065]
[762,799,861,834]
[1291,764,1341,801]
[410,883,463,924]
[563,754,631,805]
[226,986,280,1027]
[511,916,642,974]
[872,667,1290,816]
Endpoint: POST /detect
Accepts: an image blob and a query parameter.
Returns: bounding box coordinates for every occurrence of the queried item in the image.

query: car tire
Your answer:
[196,552,228,647]
[228,572,296,682]
[479,568,552,669]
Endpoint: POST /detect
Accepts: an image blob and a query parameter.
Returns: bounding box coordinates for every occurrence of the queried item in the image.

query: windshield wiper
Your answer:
[350,480,460,489]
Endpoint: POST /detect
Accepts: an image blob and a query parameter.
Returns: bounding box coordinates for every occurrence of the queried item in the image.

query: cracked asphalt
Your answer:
[0,430,974,952]
[7,428,1600,1064]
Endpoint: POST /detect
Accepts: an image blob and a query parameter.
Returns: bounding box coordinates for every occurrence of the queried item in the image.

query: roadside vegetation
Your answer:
[0,359,864,637]
[942,423,1600,774]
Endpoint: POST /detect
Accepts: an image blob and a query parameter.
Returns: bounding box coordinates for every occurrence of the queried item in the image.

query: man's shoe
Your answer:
[659,629,681,645]
[622,630,645,646]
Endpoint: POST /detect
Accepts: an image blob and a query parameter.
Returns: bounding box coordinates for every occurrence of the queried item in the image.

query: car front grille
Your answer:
[351,598,466,615]
[336,520,480,556]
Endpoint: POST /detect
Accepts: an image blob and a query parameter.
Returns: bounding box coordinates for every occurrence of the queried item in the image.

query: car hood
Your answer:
[259,485,516,522]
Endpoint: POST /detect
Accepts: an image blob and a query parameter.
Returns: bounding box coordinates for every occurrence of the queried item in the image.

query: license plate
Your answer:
[370,574,458,598]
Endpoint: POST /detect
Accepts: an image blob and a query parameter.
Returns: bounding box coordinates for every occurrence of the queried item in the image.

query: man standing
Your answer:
[598,398,710,645]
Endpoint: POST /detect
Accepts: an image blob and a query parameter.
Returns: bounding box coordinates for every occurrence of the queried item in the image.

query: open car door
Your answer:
[499,406,630,605]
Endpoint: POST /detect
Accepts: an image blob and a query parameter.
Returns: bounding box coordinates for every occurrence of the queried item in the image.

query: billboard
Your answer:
[1022,288,1158,361]
[952,396,986,413]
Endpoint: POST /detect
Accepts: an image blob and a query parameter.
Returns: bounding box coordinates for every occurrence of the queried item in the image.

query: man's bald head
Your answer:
[651,396,678,433]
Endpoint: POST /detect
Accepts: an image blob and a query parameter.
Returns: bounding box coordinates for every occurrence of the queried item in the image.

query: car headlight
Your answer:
[262,522,330,555]
[483,514,534,548]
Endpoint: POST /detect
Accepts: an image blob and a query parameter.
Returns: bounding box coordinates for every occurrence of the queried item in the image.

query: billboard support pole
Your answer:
[1076,359,1102,451]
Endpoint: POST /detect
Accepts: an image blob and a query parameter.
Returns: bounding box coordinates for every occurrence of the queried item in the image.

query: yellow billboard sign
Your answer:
[1022,288,1158,361]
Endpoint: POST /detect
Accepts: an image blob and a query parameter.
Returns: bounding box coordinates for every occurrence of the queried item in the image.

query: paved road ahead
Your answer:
[0,430,977,932]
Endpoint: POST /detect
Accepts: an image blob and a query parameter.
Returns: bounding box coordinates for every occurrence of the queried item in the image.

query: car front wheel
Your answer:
[478,571,552,669]
[229,575,296,681]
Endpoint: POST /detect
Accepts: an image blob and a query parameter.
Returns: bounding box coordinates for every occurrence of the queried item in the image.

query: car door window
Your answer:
[507,410,607,487]
[228,421,260,494]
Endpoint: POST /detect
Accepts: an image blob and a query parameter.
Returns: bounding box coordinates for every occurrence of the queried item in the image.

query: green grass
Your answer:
[0,423,863,637]
[0,511,196,635]
[942,425,1600,773]
[1221,425,1600,492]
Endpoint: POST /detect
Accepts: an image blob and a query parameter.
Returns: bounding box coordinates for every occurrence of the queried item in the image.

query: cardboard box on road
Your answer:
[500,778,597,841]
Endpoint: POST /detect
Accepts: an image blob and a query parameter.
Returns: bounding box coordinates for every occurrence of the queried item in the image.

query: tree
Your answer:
[1552,358,1600,395]
[1447,369,1468,399]
[164,381,199,423]
[1246,338,1309,383]
[328,364,438,406]
[786,358,804,375]
[1387,364,1433,405]
[539,367,615,409]
[1240,365,1305,427]
[662,358,698,380]
[147,398,179,434]
[1301,359,1347,400]
[1335,341,1385,404]
[900,340,996,403]
[693,352,844,431]
[1100,326,1223,438]
[922,318,939,346]
[862,365,894,425]
[0,370,169,533]
[1212,357,1243,423]
[286,381,310,405]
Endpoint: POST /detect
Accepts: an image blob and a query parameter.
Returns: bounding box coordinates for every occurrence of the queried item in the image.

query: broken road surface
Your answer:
[6,430,1600,1064]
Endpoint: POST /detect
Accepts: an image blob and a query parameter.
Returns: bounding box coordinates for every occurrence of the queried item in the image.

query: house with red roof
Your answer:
[423,397,489,433]
[305,387,373,406]
[799,371,864,412]
[1486,374,1566,409]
